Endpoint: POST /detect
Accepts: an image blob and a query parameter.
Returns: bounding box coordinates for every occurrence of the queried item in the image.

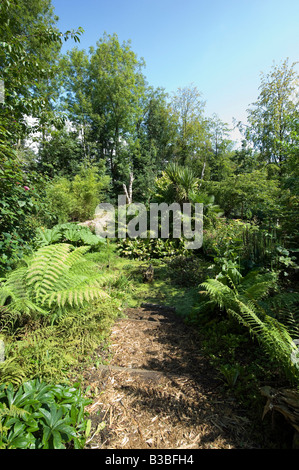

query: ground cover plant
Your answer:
[0,379,91,449]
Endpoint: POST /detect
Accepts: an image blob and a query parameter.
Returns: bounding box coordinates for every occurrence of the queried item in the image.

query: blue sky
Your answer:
[52,0,299,142]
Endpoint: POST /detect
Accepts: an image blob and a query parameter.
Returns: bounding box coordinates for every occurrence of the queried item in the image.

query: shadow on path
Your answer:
[83,304,259,449]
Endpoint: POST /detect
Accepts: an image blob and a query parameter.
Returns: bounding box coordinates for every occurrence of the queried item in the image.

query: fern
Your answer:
[259,291,299,339]
[0,296,120,386]
[239,271,278,301]
[0,244,109,324]
[0,357,27,387]
[0,403,29,420]
[199,270,299,385]
[45,283,107,308]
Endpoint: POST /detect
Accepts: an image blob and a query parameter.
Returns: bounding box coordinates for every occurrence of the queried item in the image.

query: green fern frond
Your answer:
[0,243,110,324]
[26,244,72,299]
[2,268,28,303]
[259,291,299,336]
[45,284,108,308]
[265,291,299,312]
[0,358,27,387]
[63,245,91,267]
[242,280,276,301]
[199,269,299,385]
[0,403,29,420]
[237,270,277,300]
[200,279,234,309]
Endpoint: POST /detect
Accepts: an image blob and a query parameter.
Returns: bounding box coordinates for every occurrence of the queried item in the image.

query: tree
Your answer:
[276,111,299,241]
[128,87,178,201]
[246,59,299,168]
[88,33,147,193]
[207,113,235,181]
[0,0,83,270]
[0,0,83,139]
[36,128,86,177]
[231,140,259,174]
[140,87,178,166]
[59,48,93,160]
[171,84,209,166]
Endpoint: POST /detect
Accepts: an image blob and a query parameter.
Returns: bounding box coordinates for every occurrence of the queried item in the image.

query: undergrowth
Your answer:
[0,298,121,387]
[0,242,132,387]
[0,239,297,449]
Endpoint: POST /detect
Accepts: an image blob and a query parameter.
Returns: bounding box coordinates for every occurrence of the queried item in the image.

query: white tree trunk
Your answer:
[123,172,134,204]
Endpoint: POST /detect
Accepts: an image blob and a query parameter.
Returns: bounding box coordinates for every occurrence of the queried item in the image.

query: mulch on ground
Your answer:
[83,304,261,449]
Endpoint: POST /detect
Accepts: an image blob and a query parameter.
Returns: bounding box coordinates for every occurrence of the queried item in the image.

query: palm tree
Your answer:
[164,162,198,205]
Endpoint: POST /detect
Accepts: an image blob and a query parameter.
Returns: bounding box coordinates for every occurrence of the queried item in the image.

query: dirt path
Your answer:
[83,304,258,449]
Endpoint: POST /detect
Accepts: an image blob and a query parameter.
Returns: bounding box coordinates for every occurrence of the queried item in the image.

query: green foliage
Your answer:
[78,32,147,192]
[132,88,178,200]
[0,296,120,386]
[37,129,87,177]
[45,163,110,223]
[153,162,199,205]
[197,269,299,385]
[0,0,83,135]
[192,316,272,406]
[204,170,281,220]
[202,216,297,278]
[0,379,91,449]
[35,222,105,249]
[44,177,74,224]
[0,139,56,272]
[0,0,84,271]
[117,237,187,260]
[260,290,299,339]
[217,363,243,388]
[246,59,299,167]
[0,2,298,446]
[0,243,109,326]
[206,113,235,181]
[170,84,208,164]
[166,255,210,287]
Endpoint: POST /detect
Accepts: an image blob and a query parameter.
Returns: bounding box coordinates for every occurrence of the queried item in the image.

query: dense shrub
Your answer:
[45,163,111,223]
[0,159,55,272]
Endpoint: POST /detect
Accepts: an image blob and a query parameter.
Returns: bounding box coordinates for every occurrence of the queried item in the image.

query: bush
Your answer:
[44,177,75,224]
[0,168,55,273]
[46,163,111,223]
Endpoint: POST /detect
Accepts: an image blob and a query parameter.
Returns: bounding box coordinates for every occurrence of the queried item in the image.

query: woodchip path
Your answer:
[83,304,259,449]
